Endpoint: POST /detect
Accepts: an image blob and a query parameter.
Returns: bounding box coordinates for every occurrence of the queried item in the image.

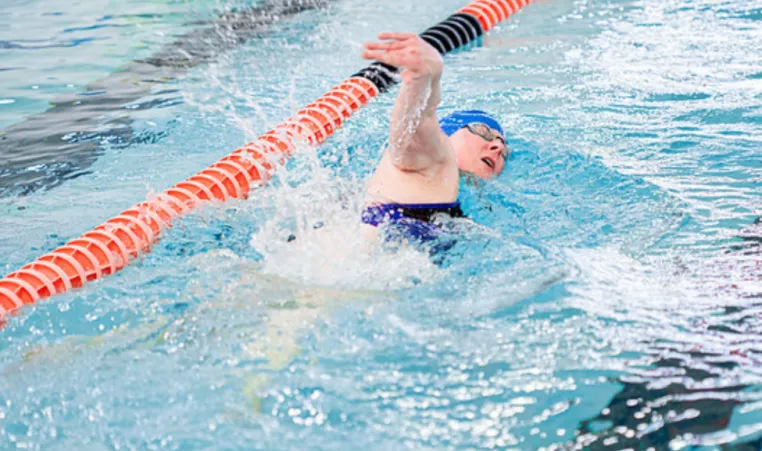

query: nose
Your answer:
[488,141,504,156]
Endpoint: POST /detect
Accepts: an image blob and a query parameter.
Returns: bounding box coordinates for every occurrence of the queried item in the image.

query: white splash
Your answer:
[248,149,443,291]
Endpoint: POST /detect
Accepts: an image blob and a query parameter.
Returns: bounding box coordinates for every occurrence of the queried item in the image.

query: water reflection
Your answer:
[574,217,762,449]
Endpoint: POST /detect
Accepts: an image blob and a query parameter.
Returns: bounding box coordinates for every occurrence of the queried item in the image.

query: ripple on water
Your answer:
[1,0,762,448]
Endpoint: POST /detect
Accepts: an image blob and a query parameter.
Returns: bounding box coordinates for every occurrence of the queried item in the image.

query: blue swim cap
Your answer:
[439,110,504,138]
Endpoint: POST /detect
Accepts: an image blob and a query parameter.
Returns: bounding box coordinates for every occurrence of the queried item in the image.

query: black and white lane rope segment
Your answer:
[353,12,484,93]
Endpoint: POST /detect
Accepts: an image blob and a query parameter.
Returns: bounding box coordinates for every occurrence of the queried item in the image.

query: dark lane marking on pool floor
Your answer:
[0,0,327,198]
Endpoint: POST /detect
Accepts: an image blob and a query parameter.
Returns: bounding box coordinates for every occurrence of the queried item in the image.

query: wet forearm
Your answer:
[361,33,447,172]
[388,73,442,164]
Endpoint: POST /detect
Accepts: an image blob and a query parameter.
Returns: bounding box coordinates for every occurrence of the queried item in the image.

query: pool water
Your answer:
[1,0,761,449]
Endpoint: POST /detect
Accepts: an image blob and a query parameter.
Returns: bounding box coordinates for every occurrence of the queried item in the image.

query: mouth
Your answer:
[481,157,495,171]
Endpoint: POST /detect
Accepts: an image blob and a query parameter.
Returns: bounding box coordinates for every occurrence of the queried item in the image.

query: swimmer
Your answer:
[360,32,509,244]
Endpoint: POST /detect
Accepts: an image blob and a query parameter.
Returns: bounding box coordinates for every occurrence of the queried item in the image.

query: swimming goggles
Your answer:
[465,123,509,158]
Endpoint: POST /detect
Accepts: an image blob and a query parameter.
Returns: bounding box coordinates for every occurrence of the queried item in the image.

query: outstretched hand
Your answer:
[361,32,443,84]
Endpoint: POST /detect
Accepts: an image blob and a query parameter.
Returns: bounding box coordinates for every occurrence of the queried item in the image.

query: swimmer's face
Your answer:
[449,125,508,179]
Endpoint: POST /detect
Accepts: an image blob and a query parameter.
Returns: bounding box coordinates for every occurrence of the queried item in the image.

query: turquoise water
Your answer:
[1,0,761,449]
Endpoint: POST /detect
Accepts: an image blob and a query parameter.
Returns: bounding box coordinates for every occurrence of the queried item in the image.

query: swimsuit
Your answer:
[361,201,464,244]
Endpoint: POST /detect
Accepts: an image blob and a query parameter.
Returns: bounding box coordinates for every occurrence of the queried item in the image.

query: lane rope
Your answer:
[0,0,533,319]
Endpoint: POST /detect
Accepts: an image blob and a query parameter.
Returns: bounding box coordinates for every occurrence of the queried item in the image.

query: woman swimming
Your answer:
[360,32,509,244]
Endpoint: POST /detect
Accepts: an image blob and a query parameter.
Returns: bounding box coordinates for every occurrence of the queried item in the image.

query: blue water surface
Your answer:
[1,0,761,449]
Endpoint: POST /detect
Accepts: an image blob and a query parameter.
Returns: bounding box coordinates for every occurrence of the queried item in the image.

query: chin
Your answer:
[459,168,492,181]
[471,165,495,179]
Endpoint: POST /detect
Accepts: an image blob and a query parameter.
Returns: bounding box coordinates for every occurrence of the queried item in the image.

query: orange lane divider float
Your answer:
[0,0,533,319]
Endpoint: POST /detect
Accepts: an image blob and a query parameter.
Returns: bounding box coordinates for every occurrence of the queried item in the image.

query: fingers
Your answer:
[361,48,420,69]
[362,32,416,52]
[359,32,441,77]
[360,49,405,67]
[362,40,408,51]
[360,36,415,66]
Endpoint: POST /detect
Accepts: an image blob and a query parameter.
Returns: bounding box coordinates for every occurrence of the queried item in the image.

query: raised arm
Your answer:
[361,33,450,174]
